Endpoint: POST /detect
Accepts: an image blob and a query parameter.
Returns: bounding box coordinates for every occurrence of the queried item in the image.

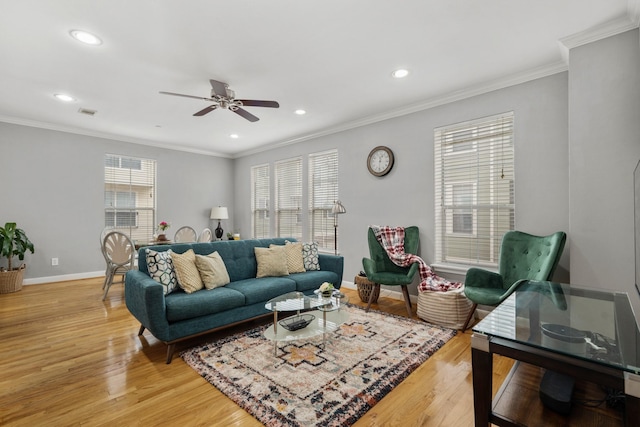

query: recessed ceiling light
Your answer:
[69,29,102,45]
[294,109,306,115]
[392,69,409,78]
[53,93,76,102]
[230,133,239,139]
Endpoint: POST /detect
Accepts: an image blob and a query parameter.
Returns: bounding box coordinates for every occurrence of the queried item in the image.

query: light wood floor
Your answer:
[0,277,513,426]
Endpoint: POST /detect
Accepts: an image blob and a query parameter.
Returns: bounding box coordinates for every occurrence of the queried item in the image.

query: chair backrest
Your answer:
[499,230,566,288]
[367,226,420,274]
[198,228,213,242]
[174,226,197,243]
[103,231,135,267]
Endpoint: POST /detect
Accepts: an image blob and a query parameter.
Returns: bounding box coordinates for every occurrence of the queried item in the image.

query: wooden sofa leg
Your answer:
[462,303,478,332]
[138,324,146,336]
[366,284,380,312]
[401,285,412,318]
[166,343,176,364]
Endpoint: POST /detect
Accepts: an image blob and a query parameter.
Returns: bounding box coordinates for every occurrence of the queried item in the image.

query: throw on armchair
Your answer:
[362,226,420,317]
[462,230,567,331]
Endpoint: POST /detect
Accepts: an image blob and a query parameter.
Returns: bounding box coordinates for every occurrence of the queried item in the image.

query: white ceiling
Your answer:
[0,1,638,157]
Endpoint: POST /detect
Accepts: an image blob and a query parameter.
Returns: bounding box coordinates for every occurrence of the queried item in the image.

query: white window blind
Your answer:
[308,149,339,251]
[434,112,515,267]
[251,164,270,238]
[275,157,303,240]
[104,154,156,243]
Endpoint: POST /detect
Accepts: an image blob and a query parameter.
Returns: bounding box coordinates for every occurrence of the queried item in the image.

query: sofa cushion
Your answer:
[255,246,289,278]
[145,248,178,295]
[273,242,306,274]
[226,277,297,305]
[301,241,320,271]
[170,249,204,293]
[195,251,230,289]
[165,286,246,323]
[289,270,340,292]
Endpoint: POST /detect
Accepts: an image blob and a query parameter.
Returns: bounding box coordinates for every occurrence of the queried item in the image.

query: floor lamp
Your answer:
[331,200,346,255]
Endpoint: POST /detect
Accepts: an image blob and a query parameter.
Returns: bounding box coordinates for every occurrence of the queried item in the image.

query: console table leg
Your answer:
[471,334,492,427]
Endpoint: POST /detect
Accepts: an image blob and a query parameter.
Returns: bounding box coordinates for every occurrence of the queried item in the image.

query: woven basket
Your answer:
[354,275,380,303]
[417,286,473,329]
[0,264,26,294]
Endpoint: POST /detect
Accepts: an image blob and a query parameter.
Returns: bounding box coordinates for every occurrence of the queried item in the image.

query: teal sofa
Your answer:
[125,238,343,363]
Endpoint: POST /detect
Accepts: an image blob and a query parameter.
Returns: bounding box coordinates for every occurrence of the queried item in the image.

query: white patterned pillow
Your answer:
[145,249,178,295]
[301,241,320,271]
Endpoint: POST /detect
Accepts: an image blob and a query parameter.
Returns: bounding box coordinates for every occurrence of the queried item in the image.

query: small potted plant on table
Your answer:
[0,222,35,294]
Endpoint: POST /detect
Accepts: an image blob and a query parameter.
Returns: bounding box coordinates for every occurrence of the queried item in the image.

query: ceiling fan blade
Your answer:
[233,107,260,122]
[193,105,218,116]
[237,100,280,108]
[209,79,228,97]
[159,91,211,101]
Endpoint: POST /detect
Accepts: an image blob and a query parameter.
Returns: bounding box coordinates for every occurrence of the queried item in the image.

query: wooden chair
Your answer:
[173,226,197,243]
[198,228,213,242]
[102,231,136,300]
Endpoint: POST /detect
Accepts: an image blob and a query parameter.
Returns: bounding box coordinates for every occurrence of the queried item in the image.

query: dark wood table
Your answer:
[471,281,640,426]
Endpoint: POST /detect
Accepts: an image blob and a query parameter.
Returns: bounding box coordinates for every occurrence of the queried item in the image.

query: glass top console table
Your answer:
[471,280,640,426]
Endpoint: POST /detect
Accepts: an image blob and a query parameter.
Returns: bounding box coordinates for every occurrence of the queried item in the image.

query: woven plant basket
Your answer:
[0,264,26,294]
[354,275,380,303]
[417,286,473,329]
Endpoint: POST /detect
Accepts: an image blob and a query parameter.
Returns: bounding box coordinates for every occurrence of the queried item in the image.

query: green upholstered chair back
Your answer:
[498,230,566,289]
[368,226,420,275]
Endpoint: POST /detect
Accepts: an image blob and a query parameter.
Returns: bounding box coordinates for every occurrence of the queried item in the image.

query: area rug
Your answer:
[181,304,456,426]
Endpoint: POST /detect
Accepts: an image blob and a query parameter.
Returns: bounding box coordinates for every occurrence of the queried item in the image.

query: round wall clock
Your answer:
[367,146,394,177]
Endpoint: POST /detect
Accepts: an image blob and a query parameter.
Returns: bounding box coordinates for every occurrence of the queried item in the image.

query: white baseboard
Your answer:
[23,271,104,285]
[341,280,418,303]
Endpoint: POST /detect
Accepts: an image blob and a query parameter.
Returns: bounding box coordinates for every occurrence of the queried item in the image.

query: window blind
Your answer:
[251,164,270,238]
[308,149,339,251]
[104,154,156,244]
[275,157,303,240]
[434,112,515,267]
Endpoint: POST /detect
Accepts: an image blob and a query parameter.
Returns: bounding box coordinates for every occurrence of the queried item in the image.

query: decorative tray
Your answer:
[279,314,315,331]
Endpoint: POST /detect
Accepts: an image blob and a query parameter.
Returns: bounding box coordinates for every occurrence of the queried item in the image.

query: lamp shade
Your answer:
[331,200,346,215]
[210,206,229,220]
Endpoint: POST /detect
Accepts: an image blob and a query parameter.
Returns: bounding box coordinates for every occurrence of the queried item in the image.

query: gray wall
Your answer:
[568,29,640,315]
[0,122,233,281]
[234,72,571,295]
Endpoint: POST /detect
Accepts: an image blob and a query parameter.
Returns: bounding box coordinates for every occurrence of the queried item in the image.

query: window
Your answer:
[309,149,339,251]
[251,164,270,238]
[104,154,156,243]
[434,112,514,267]
[275,157,303,240]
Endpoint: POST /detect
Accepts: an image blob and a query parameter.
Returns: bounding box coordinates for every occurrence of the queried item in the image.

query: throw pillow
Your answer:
[255,246,289,278]
[170,249,204,293]
[271,242,306,274]
[195,251,231,289]
[145,248,178,295]
[301,241,320,271]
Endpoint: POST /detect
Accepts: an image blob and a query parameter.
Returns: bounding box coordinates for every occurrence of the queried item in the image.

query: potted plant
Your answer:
[0,222,35,293]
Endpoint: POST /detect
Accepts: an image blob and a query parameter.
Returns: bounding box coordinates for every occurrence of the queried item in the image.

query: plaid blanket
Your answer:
[371,225,462,292]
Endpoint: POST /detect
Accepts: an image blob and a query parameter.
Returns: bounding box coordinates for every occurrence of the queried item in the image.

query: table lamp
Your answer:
[210,206,229,239]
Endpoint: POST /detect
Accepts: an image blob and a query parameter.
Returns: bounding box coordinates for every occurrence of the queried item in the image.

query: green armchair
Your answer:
[462,230,567,331]
[362,226,420,317]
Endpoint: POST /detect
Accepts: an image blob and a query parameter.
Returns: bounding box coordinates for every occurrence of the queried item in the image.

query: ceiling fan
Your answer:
[159,79,279,122]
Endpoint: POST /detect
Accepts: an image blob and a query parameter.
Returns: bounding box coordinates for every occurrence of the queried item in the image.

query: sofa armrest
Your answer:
[124,270,171,341]
[318,253,344,288]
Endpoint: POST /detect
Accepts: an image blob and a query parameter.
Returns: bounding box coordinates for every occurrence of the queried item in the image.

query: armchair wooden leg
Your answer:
[166,343,176,364]
[366,283,380,312]
[401,285,412,318]
[138,324,146,336]
[462,303,478,331]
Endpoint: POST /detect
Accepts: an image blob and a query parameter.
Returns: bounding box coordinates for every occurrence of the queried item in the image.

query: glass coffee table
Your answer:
[471,280,640,426]
[264,291,349,356]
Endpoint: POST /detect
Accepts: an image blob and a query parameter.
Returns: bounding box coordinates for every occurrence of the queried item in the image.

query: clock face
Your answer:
[367,146,394,176]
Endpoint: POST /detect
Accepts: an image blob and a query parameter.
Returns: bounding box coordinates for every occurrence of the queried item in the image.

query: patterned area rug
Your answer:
[181,304,456,426]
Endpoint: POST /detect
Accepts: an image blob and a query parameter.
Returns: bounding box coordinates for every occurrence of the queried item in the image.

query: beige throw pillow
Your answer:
[170,249,204,293]
[272,242,306,274]
[195,251,231,289]
[255,246,289,278]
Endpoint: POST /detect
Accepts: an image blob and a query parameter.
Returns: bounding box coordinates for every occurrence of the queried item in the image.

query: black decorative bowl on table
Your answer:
[279,314,315,331]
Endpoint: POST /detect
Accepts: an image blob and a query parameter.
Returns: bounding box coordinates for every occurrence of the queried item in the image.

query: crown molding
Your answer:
[0,115,231,158]
[233,61,567,158]
[559,14,638,59]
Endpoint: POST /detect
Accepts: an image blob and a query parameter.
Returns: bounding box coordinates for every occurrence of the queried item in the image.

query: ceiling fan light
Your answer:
[392,69,409,78]
[69,29,102,45]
